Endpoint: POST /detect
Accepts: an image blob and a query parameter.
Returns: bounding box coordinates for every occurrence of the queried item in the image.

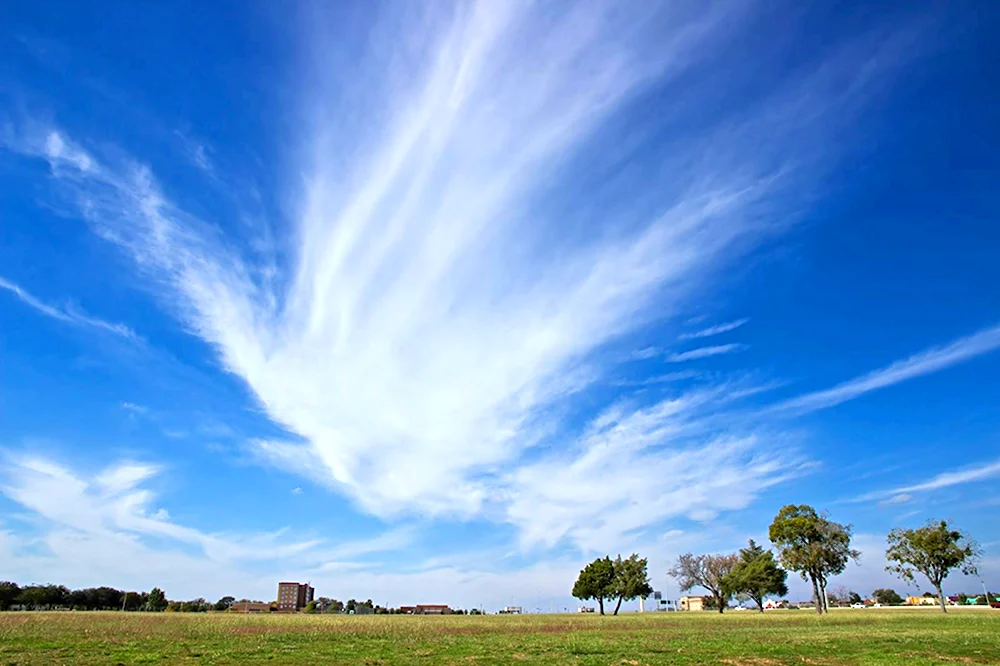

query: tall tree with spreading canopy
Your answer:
[610,553,653,615]
[768,504,859,614]
[572,556,616,615]
[724,540,788,613]
[668,552,739,613]
[885,520,980,614]
[147,587,167,612]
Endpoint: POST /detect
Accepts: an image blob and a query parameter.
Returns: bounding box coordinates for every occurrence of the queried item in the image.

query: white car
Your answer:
[850,602,865,609]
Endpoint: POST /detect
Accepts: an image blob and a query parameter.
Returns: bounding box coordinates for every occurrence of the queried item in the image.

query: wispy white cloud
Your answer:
[120,402,148,416]
[4,0,922,553]
[506,389,805,551]
[879,493,912,506]
[0,277,139,341]
[0,455,317,562]
[611,370,700,387]
[770,324,1000,416]
[854,458,1000,503]
[679,318,749,340]
[667,343,748,363]
[631,347,663,360]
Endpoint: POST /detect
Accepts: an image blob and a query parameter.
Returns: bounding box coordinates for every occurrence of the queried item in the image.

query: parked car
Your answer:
[990,602,1000,609]
[871,603,882,608]
[850,603,865,609]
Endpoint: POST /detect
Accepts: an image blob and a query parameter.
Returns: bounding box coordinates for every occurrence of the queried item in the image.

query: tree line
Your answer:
[0,585,480,615]
[0,583,170,612]
[572,505,981,616]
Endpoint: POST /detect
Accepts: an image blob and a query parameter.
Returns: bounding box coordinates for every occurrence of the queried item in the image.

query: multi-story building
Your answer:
[277,582,315,611]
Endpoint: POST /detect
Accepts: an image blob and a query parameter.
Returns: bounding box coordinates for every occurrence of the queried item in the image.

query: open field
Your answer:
[0,608,997,665]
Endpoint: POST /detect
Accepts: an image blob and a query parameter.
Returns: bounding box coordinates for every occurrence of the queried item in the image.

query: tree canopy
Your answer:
[769,504,859,614]
[723,540,788,613]
[572,556,616,615]
[668,552,739,613]
[610,554,653,616]
[148,587,168,612]
[872,588,903,605]
[886,520,979,613]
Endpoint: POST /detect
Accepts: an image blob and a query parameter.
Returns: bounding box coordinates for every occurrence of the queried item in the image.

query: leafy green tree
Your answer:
[886,520,980,614]
[304,600,318,613]
[147,587,168,612]
[572,556,616,615]
[610,553,653,615]
[214,596,235,611]
[668,552,740,614]
[724,540,788,613]
[16,586,40,610]
[0,582,20,611]
[769,505,859,614]
[122,591,144,611]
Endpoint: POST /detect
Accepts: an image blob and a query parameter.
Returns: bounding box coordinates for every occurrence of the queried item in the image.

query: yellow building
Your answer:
[679,596,704,612]
[905,595,937,606]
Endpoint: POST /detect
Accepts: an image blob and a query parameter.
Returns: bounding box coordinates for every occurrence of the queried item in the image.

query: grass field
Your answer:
[0,608,997,665]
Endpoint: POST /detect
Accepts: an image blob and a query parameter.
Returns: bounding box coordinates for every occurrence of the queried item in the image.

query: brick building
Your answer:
[277,582,314,611]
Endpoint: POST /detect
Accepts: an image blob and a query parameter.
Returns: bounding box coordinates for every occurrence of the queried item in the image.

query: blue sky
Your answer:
[1,0,998,609]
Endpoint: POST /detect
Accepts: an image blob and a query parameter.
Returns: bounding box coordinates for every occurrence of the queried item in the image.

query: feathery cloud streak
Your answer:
[0,277,139,341]
[854,459,1000,503]
[4,1,923,548]
[679,318,750,340]
[667,343,749,363]
[770,323,1000,416]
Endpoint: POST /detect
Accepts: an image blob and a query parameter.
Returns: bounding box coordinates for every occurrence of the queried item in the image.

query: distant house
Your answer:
[762,599,781,610]
[415,604,452,615]
[399,604,453,615]
[230,602,271,613]
[500,606,522,614]
[679,596,704,612]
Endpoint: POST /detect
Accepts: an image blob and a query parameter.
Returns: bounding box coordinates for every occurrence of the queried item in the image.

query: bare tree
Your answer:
[668,553,739,613]
[827,585,851,607]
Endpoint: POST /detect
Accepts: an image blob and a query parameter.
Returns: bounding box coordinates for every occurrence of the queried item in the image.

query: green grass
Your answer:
[0,608,997,665]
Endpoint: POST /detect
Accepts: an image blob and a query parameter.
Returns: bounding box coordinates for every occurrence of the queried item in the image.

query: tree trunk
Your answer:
[716,593,725,614]
[936,583,947,614]
[613,596,623,616]
[811,577,823,615]
[598,598,605,616]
